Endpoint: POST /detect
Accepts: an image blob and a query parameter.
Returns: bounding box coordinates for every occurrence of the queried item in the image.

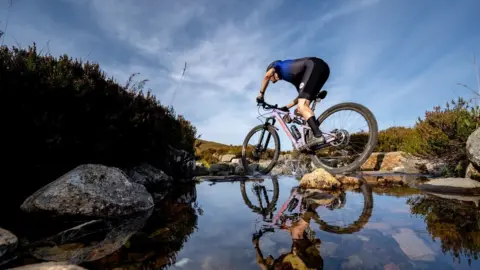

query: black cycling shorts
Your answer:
[297,57,330,100]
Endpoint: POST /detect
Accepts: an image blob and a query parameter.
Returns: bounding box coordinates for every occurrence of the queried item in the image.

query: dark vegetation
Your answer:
[407,195,480,263]
[0,43,197,203]
[196,97,479,176]
[374,98,479,175]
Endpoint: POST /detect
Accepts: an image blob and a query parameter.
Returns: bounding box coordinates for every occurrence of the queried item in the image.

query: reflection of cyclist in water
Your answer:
[252,188,343,269]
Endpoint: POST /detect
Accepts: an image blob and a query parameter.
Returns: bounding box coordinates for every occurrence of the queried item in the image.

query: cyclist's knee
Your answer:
[297,99,311,113]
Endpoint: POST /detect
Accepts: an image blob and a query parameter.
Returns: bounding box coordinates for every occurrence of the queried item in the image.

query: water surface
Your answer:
[2,176,480,269]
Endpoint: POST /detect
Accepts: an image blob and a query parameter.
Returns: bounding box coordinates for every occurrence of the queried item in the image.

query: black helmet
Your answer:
[266,60,280,72]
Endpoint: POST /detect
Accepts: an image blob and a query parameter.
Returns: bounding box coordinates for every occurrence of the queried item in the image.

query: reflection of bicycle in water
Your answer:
[242,179,374,269]
[240,176,279,222]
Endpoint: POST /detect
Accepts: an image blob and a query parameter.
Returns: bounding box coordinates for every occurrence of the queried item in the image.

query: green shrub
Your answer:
[0,43,197,199]
[375,127,416,152]
[404,98,479,173]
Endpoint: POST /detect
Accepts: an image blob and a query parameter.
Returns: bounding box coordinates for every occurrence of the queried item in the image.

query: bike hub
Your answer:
[331,129,350,147]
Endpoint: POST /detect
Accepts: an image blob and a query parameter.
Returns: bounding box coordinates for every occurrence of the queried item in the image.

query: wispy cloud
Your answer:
[1,0,479,148]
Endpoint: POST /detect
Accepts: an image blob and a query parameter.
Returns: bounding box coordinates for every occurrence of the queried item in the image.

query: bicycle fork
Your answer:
[254,118,275,159]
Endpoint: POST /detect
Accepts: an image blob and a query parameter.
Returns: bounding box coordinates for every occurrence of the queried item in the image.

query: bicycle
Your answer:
[241,90,378,175]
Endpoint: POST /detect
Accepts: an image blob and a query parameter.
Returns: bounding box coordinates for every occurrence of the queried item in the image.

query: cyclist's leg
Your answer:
[297,58,330,142]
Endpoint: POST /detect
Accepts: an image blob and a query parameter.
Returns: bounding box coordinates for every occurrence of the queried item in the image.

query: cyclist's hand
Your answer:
[279,106,289,112]
[256,95,264,104]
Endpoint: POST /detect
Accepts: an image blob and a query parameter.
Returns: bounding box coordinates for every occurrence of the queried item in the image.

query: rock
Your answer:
[0,227,17,258]
[230,158,241,165]
[234,165,245,175]
[392,228,435,261]
[301,189,338,205]
[258,160,272,171]
[194,164,210,176]
[208,163,233,176]
[420,160,448,176]
[467,128,480,168]
[29,208,152,264]
[363,175,404,185]
[166,146,196,179]
[248,163,259,172]
[270,165,289,176]
[220,154,236,163]
[271,158,312,176]
[126,163,173,191]
[361,151,435,174]
[20,164,154,218]
[8,262,87,270]
[425,192,480,207]
[418,177,480,195]
[300,168,341,190]
[466,163,480,181]
[335,175,361,185]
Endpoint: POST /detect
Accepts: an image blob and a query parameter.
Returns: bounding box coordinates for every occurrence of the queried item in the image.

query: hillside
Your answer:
[195,139,232,152]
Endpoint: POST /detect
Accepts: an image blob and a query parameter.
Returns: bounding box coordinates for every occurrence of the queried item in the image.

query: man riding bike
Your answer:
[256,57,330,146]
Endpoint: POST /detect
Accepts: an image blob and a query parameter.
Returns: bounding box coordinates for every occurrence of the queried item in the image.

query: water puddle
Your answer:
[2,176,480,269]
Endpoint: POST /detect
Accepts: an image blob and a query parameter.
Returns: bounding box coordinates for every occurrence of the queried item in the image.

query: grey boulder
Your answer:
[20,164,154,218]
[0,227,17,258]
[467,128,480,168]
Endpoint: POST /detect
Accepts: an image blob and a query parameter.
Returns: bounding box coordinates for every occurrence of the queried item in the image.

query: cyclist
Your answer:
[256,57,330,146]
[252,194,324,269]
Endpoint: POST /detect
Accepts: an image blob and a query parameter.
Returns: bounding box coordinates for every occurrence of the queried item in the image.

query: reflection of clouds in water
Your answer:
[172,176,480,269]
[170,178,304,268]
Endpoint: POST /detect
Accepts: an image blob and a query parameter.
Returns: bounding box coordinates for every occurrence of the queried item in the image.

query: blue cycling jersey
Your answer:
[272,60,295,81]
[271,58,314,86]
[267,56,330,100]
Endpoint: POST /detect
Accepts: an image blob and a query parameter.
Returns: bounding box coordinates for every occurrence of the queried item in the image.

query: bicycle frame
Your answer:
[259,105,337,150]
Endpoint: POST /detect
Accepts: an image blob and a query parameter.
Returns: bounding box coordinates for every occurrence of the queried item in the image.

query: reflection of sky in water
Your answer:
[168,176,480,270]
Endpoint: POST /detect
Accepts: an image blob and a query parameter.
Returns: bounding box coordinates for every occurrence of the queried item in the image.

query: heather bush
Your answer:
[404,98,479,174]
[0,43,197,199]
[375,127,416,152]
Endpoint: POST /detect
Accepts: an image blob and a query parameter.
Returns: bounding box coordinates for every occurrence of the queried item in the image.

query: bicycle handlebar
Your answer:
[257,100,278,110]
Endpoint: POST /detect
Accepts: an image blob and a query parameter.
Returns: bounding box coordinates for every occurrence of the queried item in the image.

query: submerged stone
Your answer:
[418,177,480,195]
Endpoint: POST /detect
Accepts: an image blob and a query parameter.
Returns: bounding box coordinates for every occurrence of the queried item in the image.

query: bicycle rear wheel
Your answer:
[241,124,281,175]
[312,181,373,234]
[309,102,378,174]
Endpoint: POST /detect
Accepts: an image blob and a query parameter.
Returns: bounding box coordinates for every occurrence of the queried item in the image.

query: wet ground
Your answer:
[2,175,480,269]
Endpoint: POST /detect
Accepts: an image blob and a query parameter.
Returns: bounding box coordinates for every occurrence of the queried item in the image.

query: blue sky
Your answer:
[1,0,480,148]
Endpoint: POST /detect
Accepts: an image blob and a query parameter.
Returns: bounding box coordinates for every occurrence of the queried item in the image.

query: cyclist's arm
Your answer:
[258,68,275,97]
[285,97,299,109]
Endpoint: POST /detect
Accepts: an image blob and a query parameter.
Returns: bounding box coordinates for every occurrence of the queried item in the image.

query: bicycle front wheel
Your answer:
[241,124,281,175]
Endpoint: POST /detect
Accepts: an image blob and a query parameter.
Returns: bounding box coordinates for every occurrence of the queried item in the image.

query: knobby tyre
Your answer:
[312,181,373,234]
[240,177,280,215]
[241,124,281,175]
[310,102,378,174]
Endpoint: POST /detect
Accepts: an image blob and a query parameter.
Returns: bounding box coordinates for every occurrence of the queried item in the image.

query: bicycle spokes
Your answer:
[311,105,376,171]
[242,126,278,174]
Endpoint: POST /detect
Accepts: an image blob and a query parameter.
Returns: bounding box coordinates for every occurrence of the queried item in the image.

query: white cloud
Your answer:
[1,0,479,149]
